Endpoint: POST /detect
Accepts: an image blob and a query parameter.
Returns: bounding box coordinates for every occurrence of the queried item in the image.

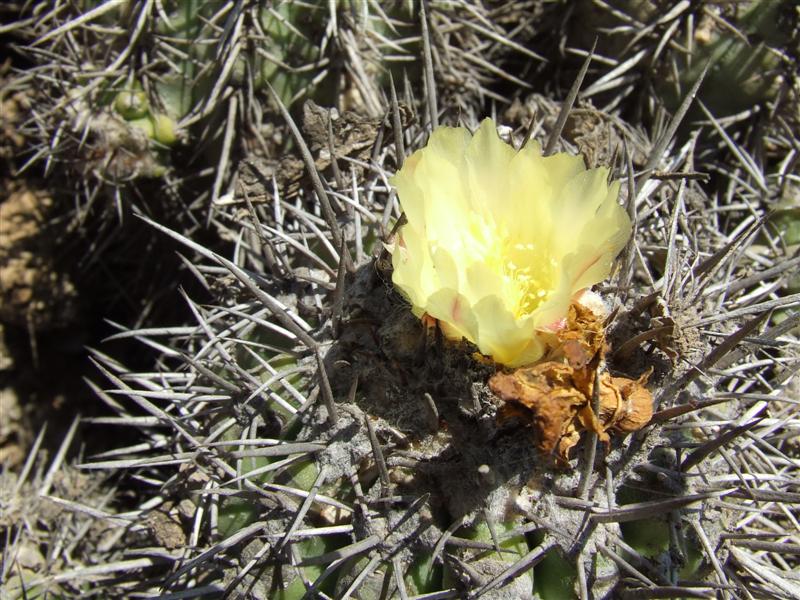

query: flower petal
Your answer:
[504,142,553,242]
[430,245,459,291]
[471,295,543,366]
[549,167,613,259]
[416,148,470,241]
[426,287,478,344]
[465,119,515,219]
[391,224,436,307]
[390,152,424,228]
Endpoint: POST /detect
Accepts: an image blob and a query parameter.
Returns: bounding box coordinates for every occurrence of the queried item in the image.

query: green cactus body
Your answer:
[770,206,800,248]
[451,520,533,596]
[274,534,341,599]
[616,482,705,580]
[407,551,444,594]
[534,547,577,600]
[216,423,273,538]
[665,1,790,117]
[3,570,59,600]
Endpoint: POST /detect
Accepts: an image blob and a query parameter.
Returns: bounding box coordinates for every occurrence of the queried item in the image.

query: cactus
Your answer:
[8,1,335,205]
[5,0,544,211]
[562,1,797,129]
[663,0,794,118]
[0,0,549,335]
[0,1,797,599]
[75,75,800,596]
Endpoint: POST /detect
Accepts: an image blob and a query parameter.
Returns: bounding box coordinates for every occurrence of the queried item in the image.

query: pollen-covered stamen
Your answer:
[504,242,557,317]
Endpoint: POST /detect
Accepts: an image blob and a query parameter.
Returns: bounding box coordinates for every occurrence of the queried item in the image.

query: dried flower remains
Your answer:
[489,303,653,463]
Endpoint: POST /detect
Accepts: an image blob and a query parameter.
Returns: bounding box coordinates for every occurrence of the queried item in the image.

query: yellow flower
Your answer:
[388,118,631,367]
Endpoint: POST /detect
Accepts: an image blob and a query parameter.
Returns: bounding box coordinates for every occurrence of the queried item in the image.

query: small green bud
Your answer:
[114,89,149,120]
[149,163,168,178]
[150,113,178,146]
[127,116,155,138]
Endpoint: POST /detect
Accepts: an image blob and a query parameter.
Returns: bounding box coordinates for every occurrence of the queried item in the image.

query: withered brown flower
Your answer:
[489,302,653,462]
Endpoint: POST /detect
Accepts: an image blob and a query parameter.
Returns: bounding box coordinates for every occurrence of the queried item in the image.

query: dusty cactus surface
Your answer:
[1,1,798,599]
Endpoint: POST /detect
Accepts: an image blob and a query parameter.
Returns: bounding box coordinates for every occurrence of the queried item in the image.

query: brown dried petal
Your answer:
[557,427,582,462]
[554,302,607,367]
[490,362,586,459]
[578,401,610,445]
[489,301,653,464]
[597,372,625,429]
[608,369,654,432]
[490,363,653,463]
